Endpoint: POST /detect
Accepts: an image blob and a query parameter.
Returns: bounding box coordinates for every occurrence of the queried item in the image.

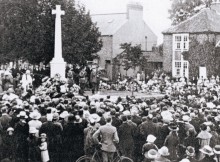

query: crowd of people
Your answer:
[1,64,220,162]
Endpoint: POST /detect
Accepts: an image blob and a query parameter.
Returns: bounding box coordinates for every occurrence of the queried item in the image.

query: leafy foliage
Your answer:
[169,0,212,25]
[0,0,102,65]
[183,38,218,78]
[115,43,147,71]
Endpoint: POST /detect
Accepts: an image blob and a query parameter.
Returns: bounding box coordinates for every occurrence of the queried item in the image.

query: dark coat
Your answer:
[164,132,179,161]
[199,155,215,162]
[39,121,62,153]
[14,121,29,160]
[2,134,16,159]
[132,115,142,126]
[111,116,122,130]
[0,114,12,131]
[62,122,85,162]
[140,119,154,138]
[118,122,135,157]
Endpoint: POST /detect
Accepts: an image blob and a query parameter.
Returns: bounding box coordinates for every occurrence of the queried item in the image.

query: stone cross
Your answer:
[50,5,66,78]
[52,5,65,60]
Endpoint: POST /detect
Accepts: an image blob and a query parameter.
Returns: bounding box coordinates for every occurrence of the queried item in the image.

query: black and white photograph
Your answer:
[0,0,220,161]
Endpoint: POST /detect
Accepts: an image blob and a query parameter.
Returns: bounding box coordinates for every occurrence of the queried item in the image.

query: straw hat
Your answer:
[213,145,220,154]
[17,111,28,118]
[60,111,69,119]
[158,146,170,156]
[144,149,158,159]
[180,159,190,162]
[199,145,214,156]
[7,127,14,132]
[90,113,101,122]
[29,111,41,120]
[182,115,191,122]
[146,134,156,143]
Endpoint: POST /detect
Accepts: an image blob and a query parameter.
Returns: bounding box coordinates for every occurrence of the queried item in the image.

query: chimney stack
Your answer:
[211,0,220,13]
[127,3,143,21]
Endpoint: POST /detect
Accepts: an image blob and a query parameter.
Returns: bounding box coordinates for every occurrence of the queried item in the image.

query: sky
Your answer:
[76,0,172,45]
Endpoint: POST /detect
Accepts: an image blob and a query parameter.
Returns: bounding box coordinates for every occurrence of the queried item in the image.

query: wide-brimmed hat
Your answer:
[213,145,220,154]
[147,134,156,143]
[180,159,190,162]
[7,127,14,132]
[60,111,69,118]
[182,115,191,122]
[90,113,101,122]
[186,146,195,157]
[158,146,170,156]
[199,145,214,156]
[29,111,41,120]
[7,88,14,94]
[17,111,28,118]
[144,149,158,159]
[168,122,179,131]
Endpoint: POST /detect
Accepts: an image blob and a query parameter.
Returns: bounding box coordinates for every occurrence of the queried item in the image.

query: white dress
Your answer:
[21,74,33,91]
[39,142,49,162]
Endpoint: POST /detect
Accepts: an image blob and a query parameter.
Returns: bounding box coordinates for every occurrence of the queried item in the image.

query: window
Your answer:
[176,69,180,75]
[173,34,189,51]
[175,62,181,68]
[175,36,181,42]
[184,62,188,69]
[177,43,181,49]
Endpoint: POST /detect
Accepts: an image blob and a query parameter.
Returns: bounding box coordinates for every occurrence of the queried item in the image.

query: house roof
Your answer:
[91,13,128,36]
[143,51,163,62]
[163,8,220,34]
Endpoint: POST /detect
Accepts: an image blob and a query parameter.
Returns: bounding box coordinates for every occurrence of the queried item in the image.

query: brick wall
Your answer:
[163,34,172,73]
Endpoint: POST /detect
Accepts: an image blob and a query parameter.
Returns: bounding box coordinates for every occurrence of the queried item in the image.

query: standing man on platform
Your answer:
[21,70,33,92]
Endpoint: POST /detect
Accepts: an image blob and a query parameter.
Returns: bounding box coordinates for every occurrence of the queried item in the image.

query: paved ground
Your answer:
[78,90,165,102]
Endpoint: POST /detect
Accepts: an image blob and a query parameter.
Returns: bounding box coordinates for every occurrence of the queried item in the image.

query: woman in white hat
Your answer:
[153,146,171,162]
[214,145,220,162]
[197,124,212,160]
[142,134,158,162]
[199,145,215,162]
[28,110,42,134]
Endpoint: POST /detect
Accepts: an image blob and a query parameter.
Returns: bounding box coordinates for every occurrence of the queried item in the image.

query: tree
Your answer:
[115,43,147,74]
[182,38,218,78]
[0,0,102,65]
[169,0,212,25]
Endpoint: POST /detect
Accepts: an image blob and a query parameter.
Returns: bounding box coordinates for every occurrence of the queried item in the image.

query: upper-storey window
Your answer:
[173,34,189,51]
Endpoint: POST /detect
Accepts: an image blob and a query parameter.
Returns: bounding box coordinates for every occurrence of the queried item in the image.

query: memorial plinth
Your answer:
[50,5,66,79]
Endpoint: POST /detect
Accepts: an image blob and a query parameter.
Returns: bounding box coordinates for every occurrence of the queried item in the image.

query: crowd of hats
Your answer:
[2,71,220,161]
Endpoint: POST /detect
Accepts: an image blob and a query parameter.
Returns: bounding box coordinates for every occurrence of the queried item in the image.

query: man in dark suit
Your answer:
[0,107,12,131]
[93,117,119,162]
[118,116,136,159]
[39,114,62,162]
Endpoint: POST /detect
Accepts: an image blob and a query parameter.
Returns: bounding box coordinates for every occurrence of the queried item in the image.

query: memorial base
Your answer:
[50,58,66,79]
